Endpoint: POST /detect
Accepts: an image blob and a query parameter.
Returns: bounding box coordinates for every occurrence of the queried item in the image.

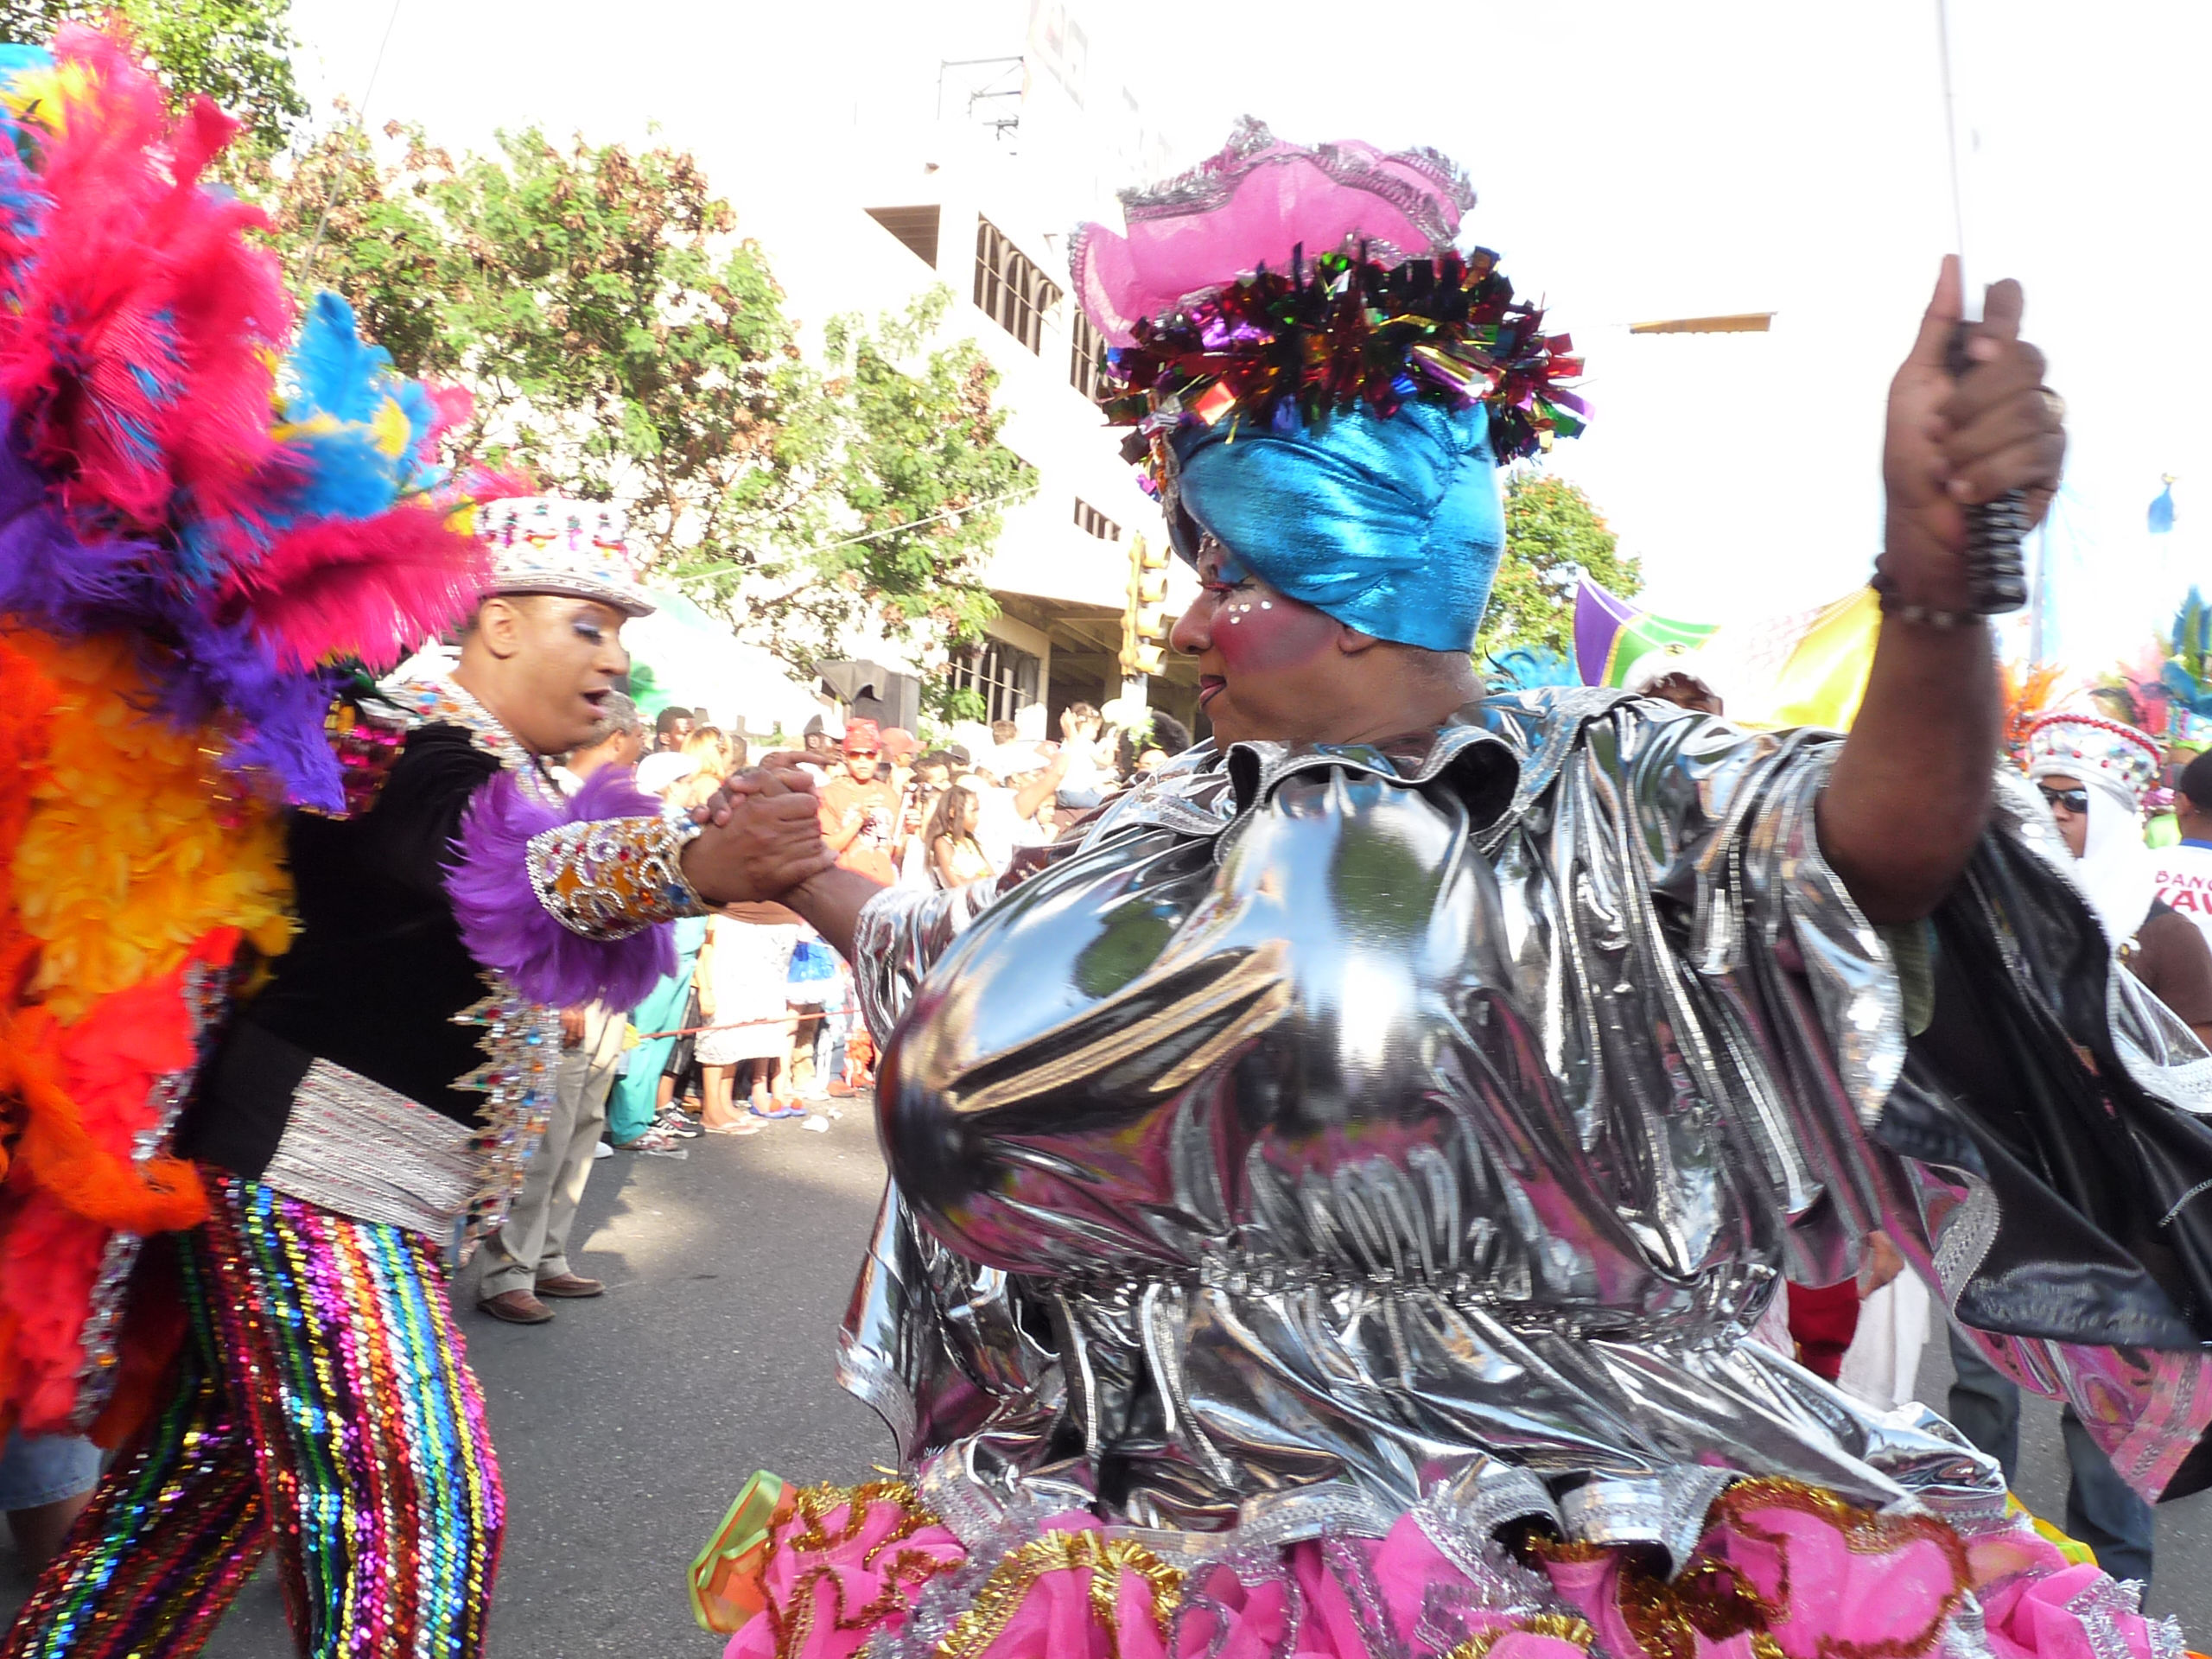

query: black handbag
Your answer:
[662,982,702,1083]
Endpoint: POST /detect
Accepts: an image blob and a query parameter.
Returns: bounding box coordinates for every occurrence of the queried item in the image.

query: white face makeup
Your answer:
[1203,536,1274,626]
[1168,532,1348,745]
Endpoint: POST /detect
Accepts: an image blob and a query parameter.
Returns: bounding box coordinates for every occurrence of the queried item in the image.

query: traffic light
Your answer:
[1120,532,1173,677]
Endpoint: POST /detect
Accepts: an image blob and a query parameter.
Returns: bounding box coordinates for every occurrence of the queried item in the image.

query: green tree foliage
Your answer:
[0,0,306,154]
[1478,470,1642,664]
[253,124,1030,672]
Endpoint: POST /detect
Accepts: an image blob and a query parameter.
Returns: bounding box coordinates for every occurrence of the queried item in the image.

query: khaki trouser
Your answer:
[478,1004,623,1299]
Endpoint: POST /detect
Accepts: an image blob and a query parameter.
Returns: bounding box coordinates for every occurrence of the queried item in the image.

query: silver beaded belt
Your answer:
[259,1058,480,1236]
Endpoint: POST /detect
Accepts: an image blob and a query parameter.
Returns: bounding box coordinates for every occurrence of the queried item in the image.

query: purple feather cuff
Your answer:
[446,766,700,1009]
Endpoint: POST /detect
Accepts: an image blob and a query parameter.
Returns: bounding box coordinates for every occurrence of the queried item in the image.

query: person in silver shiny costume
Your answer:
[704,259,2208,1617]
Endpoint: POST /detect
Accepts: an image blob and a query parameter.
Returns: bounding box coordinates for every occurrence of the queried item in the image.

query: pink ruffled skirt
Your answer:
[696,1476,2185,1659]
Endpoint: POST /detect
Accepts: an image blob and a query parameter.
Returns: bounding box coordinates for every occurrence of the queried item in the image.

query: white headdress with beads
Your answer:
[2023,712,2163,944]
[2023,713,2161,811]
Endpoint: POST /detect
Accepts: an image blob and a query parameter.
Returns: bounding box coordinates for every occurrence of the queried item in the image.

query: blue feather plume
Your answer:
[2159,588,2212,719]
[285,291,397,427]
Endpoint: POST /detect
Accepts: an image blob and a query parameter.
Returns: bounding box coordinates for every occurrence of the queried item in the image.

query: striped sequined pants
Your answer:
[3,1178,504,1658]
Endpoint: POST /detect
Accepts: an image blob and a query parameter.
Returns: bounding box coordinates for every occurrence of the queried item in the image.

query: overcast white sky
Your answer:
[287,0,2210,666]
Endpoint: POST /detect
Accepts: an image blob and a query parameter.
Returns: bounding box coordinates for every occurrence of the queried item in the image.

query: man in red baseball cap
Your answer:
[819,718,901,887]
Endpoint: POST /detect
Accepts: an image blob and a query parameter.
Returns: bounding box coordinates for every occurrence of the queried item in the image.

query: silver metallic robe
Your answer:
[839,689,2212,1558]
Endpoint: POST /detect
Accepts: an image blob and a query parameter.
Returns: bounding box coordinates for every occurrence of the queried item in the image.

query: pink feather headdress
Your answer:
[0,28,492,810]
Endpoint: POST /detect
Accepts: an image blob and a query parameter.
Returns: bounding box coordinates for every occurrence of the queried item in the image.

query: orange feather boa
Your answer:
[0,630,282,1439]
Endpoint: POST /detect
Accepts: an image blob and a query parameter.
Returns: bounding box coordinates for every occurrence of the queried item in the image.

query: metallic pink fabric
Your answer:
[1069,120,1472,347]
[724,1498,2176,1659]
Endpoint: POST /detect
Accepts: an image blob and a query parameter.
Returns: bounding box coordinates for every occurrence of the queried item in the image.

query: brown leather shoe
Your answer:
[477,1288,553,1325]
[534,1272,604,1300]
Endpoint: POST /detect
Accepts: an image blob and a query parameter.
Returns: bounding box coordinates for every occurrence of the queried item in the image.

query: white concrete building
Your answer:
[704,0,1205,741]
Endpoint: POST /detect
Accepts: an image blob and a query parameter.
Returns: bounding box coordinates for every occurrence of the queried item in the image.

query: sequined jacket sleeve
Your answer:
[446,766,705,1011]
[521,810,705,941]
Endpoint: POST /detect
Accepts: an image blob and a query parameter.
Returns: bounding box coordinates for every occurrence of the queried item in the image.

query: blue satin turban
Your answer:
[1165,399,1505,653]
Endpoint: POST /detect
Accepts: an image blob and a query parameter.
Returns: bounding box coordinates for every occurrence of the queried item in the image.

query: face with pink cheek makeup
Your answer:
[1168,533,1348,746]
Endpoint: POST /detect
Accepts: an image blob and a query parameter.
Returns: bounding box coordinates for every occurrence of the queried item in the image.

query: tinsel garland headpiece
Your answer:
[1072,119,1586,490]
[1100,240,1583,477]
[1068,121,1585,652]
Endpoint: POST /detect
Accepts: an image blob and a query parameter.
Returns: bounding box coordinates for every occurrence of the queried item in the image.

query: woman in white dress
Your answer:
[695,909,803,1128]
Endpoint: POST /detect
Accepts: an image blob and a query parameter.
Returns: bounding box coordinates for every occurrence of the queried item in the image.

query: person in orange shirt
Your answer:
[817,719,901,887]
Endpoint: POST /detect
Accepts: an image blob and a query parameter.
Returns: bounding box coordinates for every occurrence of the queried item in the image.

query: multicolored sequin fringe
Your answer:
[3,1178,504,1658]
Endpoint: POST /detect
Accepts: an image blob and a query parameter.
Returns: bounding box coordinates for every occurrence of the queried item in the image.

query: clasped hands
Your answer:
[676,758,836,909]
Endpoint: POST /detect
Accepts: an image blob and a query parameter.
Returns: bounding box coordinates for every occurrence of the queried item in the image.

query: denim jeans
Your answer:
[0,1430,101,1511]
[1946,1325,2154,1585]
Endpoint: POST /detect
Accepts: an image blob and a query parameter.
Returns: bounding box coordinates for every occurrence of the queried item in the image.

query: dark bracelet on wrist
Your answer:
[1868,577,1985,632]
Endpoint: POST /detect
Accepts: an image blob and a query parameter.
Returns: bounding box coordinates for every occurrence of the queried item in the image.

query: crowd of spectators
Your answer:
[804,703,1195,893]
[583,699,1194,1160]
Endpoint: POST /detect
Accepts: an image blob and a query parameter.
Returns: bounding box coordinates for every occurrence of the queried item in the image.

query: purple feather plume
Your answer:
[0,406,351,812]
[447,766,678,1009]
[564,763,672,836]
[0,425,162,632]
[220,666,348,815]
[156,603,347,813]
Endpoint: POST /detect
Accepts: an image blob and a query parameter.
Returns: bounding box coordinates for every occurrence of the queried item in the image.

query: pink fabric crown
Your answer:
[1069,118,1476,347]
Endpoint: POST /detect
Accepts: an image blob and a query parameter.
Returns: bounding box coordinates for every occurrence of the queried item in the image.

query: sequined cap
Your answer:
[2023,713,2163,809]
[475,495,654,618]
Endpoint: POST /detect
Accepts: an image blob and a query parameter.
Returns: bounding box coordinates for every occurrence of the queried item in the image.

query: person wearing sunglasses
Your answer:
[2023,712,2212,1047]
[817,718,901,887]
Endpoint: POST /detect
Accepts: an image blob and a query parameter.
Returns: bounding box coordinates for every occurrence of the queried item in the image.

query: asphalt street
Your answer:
[6,1103,2211,1653]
